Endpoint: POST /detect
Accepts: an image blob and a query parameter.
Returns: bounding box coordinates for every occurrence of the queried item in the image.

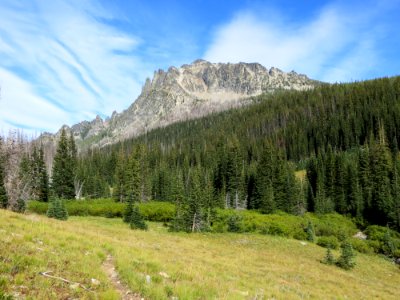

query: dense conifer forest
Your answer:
[67,76,400,231]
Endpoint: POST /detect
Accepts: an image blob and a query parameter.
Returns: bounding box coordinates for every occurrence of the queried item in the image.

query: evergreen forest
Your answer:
[2,76,400,231]
[74,76,400,231]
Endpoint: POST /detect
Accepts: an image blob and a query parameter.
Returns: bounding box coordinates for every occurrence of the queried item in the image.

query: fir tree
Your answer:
[47,198,56,218]
[37,147,49,202]
[15,198,26,213]
[113,149,127,202]
[0,149,8,209]
[382,228,396,257]
[227,213,242,232]
[322,246,335,265]
[169,172,187,231]
[123,151,141,223]
[52,128,75,199]
[255,144,275,211]
[129,204,147,230]
[369,134,393,225]
[336,241,356,270]
[47,197,68,220]
[306,220,315,242]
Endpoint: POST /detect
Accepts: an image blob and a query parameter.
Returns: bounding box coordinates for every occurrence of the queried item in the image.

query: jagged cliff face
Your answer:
[47,60,317,149]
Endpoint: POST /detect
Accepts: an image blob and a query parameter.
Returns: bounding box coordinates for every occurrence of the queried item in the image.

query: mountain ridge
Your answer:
[44,60,318,150]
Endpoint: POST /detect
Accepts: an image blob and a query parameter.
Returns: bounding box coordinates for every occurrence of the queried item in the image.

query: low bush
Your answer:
[348,238,374,255]
[212,210,359,241]
[317,236,339,249]
[28,199,175,222]
[365,225,400,256]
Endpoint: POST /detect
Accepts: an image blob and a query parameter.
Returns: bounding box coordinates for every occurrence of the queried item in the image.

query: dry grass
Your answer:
[1,209,399,299]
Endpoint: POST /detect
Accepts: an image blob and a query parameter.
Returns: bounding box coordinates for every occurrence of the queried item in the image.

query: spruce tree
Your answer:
[306,220,315,242]
[129,204,147,230]
[322,246,335,265]
[0,151,8,209]
[47,197,68,220]
[37,147,49,202]
[336,241,356,270]
[255,144,276,212]
[369,134,393,225]
[170,172,188,232]
[52,128,75,199]
[188,168,205,232]
[345,163,363,220]
[113,149,127,202]
[47,198,56,218]
[123,152,140,223]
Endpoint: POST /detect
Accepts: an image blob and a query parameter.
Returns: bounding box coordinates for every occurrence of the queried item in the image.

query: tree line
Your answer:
[2,76,400,230]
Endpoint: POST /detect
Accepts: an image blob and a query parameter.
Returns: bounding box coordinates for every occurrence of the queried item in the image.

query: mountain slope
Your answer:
[1,209,399,299]
[51,60,317,149]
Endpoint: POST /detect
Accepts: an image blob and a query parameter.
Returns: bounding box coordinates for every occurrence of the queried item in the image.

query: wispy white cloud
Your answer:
[0,0,146,133]
[204,2,398,83]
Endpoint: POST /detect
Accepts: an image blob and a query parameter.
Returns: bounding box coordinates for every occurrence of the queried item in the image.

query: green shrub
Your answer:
[348,238,374,254]
[28,199,175,221]
[317,236,339,249]
[365,225,400,256]
[366,240,381,253]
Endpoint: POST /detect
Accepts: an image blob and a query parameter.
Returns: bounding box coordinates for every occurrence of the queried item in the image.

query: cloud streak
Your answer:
[0,0,144,134]
[204,2,400,83]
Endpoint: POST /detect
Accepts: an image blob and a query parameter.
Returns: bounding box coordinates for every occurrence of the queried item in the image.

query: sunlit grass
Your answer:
[1,209,399,299]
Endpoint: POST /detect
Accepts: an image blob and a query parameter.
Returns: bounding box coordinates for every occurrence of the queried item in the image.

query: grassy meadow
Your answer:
[1,209,400,299]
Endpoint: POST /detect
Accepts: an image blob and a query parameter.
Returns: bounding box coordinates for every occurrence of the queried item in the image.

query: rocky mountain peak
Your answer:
[46,60,318,150]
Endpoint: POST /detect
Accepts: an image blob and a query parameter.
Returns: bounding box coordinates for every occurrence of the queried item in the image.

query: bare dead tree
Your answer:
[74,176,84,200]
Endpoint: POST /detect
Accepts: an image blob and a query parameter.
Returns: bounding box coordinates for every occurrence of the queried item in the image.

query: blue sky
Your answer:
[0,0,399,134]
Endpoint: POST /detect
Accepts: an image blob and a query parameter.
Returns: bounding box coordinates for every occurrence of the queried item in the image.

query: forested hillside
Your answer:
[72,77,400,230]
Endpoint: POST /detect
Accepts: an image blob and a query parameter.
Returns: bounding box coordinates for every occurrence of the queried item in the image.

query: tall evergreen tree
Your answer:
[52,128,75,199]
[31,146,49,202]
[113,149,127,202]
[255,144,276,212]
[369,132,393,225]
[0,143,8,209]
[123,151,140,223]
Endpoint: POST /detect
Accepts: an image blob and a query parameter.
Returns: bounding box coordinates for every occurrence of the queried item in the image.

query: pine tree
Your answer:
[47,197,68,220]
[15,197,26,213]
[52,128,75,199]
[336,241,356,270]
[0,148,9,209]
[322,246,335,265]
[129,204,147,230]
[188,168,206,232]
[345,163,363,220]
[383,228,396,257]
[47,198,56,218]
[306,220,315,242]
[314,174,334,214]
[123,151,140,223]
[333,155,347,214]
[255,144,276,212]
[369,133,393,225]
[169,172,188,231]
[113,149,127,202]
[37,147,49,202]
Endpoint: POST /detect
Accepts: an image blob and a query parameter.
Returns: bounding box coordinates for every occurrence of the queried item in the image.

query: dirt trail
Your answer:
[102,254,142,300]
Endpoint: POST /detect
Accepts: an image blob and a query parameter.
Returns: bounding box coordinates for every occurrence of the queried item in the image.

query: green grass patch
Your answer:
[1,210,400,299]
